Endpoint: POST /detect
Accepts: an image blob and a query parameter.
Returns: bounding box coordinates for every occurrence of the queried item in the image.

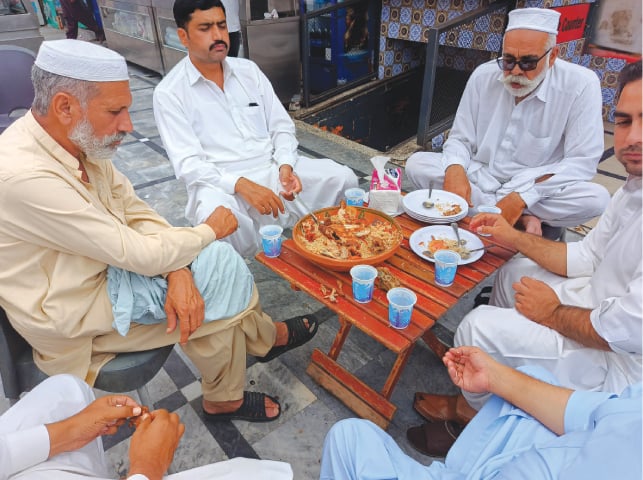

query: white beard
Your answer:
[69,117,126,160]
[501,60,550,98]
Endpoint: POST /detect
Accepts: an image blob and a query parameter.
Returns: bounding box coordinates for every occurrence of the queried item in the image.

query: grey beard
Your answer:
[69,117,126,160]
[501,62,549,98]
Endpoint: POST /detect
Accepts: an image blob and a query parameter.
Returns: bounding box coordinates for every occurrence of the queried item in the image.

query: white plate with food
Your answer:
[402,189,468,221]
[409,225,484,265]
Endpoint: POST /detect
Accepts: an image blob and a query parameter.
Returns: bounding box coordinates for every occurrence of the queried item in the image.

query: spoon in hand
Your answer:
[451,222,467,246]
[422,182,434,209]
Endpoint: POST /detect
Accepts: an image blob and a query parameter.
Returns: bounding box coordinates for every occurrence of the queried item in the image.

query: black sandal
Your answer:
[256,315,319,363]
[203,391,281,423]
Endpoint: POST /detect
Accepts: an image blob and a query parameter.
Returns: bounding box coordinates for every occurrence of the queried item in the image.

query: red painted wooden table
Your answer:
[256,215,516,429]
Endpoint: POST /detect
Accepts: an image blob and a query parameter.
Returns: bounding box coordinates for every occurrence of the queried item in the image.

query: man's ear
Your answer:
[548,46,559,67]
[50,92,79,126]
[177,27,189,48]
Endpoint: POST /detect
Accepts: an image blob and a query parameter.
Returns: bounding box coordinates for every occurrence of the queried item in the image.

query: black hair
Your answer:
[173,0,224,30]
[617,60,642,98]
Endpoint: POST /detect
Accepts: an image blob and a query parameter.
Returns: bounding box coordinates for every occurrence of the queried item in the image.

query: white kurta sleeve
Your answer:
[0,425,50,480]
[153,86,240,195]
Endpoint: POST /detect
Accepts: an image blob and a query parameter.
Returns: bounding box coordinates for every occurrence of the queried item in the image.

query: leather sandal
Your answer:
[413,392,472,425]
[257,315,319,363]
[203,391,281,423]
[406,421,464,457]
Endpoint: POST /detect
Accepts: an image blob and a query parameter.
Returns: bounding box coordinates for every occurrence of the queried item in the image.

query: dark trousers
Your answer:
[59,0,105,41]
[228,31,241,57]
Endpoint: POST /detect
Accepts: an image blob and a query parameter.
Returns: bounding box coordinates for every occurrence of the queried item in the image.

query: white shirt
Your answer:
[221,0,240,33]
[441,58,604,208]
[565,176,642,354]
[153,57,298,197]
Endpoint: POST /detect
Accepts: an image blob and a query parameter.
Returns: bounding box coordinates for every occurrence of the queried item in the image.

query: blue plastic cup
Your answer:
[259,225,283,258]
[345,187,366,207]
[434,249,460,287]
[387,287,417,329]
[350,265,378,303]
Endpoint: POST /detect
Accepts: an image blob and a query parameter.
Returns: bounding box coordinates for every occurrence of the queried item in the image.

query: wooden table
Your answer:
[256,215,516,429]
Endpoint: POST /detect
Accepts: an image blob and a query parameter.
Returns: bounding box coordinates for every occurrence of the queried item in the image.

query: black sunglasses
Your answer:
[496,48,552,72]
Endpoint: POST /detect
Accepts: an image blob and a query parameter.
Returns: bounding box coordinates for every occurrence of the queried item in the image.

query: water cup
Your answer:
[387,287,417,329]
[350,265,378,303]
[345,187,366,207]
[476,205,502,236]
[259,225,283,258]
[434,249,461,287]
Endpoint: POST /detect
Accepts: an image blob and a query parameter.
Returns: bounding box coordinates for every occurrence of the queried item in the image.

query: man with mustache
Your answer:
[0,39,319,424]
[406,8,609,238]
[412,60,641,455]
[153,0,358,258]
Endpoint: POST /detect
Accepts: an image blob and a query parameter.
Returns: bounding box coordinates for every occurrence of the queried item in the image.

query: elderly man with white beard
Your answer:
[405,8,609,238]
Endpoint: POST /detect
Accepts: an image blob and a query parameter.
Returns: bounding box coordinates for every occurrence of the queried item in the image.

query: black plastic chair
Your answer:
[0,45,36,134]
[0,306,174,404]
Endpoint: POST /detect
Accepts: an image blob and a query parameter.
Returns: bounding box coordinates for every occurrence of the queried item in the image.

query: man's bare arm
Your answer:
[543,305,610,351]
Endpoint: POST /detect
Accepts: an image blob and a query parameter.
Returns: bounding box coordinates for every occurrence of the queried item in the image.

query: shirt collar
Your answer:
[185,56,231,86]
[23,111,85,179]
[624,174,642,193]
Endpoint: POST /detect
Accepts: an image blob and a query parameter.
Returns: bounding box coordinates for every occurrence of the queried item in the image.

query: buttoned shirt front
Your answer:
[441,59,604,207]
[0,113,215,378]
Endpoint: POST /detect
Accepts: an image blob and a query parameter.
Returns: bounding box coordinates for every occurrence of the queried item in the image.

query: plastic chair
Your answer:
[0,45,36,134]
[0,306,174,404]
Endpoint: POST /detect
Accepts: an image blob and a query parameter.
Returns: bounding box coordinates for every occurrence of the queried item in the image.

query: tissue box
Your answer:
[369,167,401,216]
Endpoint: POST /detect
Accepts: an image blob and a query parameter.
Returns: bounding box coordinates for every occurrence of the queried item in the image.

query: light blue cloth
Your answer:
[107,242,254,336]
[320,366,643,480]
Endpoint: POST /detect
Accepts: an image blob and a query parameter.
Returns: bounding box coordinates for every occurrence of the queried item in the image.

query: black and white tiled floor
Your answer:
[0,27,625,479]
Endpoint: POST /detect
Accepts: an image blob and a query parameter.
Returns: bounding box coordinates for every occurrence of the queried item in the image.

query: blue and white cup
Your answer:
[476,205,502,236]
[259,225,283,258]
[350,265,378,303]
[345,187,366,207]
[387,287,417,329]
[434,249,460,287]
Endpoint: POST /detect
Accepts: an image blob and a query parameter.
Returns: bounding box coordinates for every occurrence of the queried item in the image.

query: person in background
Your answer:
[59,0,106,42]
[0,374,293,479]
[413,59,642,454]
[0,39,318,426]
[153,0,358,257]
[320,346,641,479]
[220,0,241,57]
[405,8,609,239]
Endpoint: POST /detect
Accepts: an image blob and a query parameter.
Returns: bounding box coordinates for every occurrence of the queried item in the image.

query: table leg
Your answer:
[381,345,414,399]
[422,329,448,359]
[328,316,351,360]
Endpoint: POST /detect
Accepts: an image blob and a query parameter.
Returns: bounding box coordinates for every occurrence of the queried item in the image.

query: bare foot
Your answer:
[517,215,543,236]
[203,396,280,418]
[273,318,311,347]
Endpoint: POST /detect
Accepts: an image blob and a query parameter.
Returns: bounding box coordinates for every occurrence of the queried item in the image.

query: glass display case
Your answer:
[300,0,379,106]
[0,0,43,52]
[98,0,164,73]
[151,0,186,73]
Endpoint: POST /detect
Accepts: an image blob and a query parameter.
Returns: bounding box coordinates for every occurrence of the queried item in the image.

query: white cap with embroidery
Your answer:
[34,39,129,82]
[505,7,560,36]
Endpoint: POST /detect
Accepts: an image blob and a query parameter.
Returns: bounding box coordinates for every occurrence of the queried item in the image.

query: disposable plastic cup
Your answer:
[345,187,366,207]
[387,287,417,329]
[476,205,502,236]
[259,225,283,258]
[350,265,378,303]
[434,249,460,287]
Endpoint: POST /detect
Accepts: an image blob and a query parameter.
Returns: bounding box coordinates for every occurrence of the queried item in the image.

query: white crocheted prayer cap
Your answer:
[35,39,129,82]
[506,7,560,35]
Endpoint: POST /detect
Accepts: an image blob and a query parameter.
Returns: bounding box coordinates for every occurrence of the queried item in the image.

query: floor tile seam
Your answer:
[599,147,615,163]
[596,168,626,181]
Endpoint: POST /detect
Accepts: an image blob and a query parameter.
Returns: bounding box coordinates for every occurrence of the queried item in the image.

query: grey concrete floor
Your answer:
[1,27,623,479]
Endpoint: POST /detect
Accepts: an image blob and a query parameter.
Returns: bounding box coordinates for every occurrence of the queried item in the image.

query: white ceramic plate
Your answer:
[403,189,468,220]
[409,225,484,265]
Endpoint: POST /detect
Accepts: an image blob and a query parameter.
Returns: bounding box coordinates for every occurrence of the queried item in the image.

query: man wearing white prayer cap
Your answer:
[0,38,315,478]
[406,7,609,239]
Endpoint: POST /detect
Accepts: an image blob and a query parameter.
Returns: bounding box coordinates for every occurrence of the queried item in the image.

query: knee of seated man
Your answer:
[454,305,498,347]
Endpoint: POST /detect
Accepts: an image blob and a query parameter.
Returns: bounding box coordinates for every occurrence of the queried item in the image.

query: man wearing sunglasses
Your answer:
[406,7,609,238]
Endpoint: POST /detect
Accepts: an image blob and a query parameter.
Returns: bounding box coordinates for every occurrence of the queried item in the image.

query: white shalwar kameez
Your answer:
[153,57,358,257]
[456,176,642,409]
[0,375,293,480]
[405,59,609,227]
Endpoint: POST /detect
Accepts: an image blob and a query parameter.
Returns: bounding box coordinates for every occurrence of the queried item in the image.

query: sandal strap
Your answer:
[285,315,317,346]
[242,391,267,419]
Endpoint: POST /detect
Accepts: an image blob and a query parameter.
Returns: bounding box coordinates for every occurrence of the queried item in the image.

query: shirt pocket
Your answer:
[512,130,553,167]
[241,104,268,138]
